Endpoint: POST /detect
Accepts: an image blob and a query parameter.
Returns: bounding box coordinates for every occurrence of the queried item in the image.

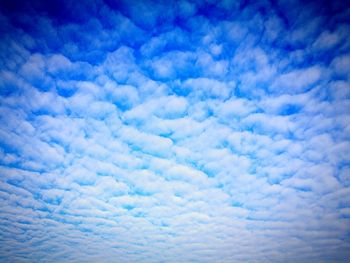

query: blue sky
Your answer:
[0,0,350,262]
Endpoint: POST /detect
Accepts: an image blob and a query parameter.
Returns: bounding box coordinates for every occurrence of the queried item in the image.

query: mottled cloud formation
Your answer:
[1,0,350,262]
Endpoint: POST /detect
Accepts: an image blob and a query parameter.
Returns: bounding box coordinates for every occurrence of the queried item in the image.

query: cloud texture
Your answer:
[0,0,350,262]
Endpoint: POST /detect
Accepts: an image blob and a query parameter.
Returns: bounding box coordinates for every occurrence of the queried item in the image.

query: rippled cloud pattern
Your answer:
[1,0,350,262]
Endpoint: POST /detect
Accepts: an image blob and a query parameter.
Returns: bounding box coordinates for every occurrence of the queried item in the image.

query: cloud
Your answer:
[271,66,322,94]
[182,78,233,99]
[0,0,350,262]
[331,54,350,78]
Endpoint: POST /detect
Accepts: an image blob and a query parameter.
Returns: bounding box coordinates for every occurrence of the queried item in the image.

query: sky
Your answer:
[0,0,350,262]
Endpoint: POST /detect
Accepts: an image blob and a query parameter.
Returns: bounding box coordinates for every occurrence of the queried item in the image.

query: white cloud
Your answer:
[271,66,322,93]
[1,1,350,262]
[182,77,233,99]
[331,54,350,78]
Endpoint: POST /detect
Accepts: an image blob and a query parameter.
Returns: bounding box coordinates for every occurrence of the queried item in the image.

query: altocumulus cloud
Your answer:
[0,0,350,262]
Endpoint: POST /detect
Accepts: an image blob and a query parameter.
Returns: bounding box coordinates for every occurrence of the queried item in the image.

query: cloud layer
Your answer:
[1,0,350,262]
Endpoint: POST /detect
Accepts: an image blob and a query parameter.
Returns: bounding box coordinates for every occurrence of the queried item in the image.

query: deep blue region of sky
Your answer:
[0,0,350,262]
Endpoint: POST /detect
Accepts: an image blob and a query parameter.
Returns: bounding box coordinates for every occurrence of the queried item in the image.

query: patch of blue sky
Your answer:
[0,0,350,262]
